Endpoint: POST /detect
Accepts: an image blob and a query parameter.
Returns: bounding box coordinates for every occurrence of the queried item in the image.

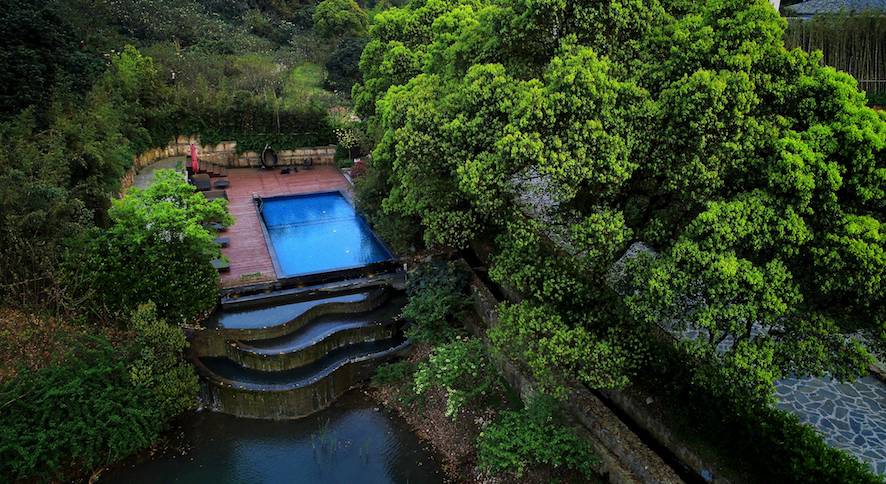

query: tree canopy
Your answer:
[313,0,369,39]
[67,170,233,324]
[355,0,886,405]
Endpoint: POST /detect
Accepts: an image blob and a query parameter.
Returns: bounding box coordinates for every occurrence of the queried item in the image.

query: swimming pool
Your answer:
[259,192,392,278]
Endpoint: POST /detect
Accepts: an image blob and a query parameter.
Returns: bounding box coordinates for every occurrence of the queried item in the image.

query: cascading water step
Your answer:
[227,295,407,370]
[219,271,405,310]
[196,337,410,419]
[201,338,407,390]
[189,288,392,358]
[208,289,385,330]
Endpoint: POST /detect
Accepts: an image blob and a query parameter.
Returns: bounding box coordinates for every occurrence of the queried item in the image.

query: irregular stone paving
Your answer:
[775,375,886,475]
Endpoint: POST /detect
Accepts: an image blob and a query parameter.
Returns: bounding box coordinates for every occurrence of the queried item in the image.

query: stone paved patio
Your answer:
[775,375,886,474]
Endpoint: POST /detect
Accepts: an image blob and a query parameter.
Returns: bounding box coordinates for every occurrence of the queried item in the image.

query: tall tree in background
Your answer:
[313,0,368,39]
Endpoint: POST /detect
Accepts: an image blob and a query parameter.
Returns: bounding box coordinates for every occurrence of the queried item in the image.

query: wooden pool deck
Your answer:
[219,166,351,287]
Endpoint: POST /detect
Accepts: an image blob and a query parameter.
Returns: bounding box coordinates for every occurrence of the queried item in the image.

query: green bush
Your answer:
[372,360,416,386]
[642,340,883,484]
[402,261,470,344]
[128,302,199,420]
[414,337,502,417]
[749,408,883,484]
[477,395,598,479]
[313,0,368,39]
[66,170,233,324]
[0,337,155,481]
[0,303,198,482]
[354,155,423,253]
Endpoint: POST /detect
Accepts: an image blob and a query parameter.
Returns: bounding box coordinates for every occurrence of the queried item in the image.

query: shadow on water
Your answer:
[101,390,443,484]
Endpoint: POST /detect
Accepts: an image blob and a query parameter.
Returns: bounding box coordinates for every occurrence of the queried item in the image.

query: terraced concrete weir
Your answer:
[189,277,410,419]
[196,339,409,419]
[229,296,407,371]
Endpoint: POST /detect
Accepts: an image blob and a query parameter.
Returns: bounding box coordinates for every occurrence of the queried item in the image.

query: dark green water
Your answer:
[101,391,443,484]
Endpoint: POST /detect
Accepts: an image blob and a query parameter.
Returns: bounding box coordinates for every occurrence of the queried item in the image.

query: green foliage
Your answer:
[326,37,369,93]
[284,63,337,109]
[414,337,502,417]
[645,340,883,484]
[0,337,156,481]
[354,153,423,253]
[0,305,197,482]
[313,0,369,38]
[128,302,199,419]
[357,0,886,408]
[402,261,470,344]
[754,408,884,484]
[492,301,645,394]
[67,170,233,324]
[0,0,103,118]
[477,395,598,479]
[372,359,416,386]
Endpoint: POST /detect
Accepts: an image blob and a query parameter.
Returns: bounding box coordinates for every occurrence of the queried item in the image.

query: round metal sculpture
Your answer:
[261,144,278,169]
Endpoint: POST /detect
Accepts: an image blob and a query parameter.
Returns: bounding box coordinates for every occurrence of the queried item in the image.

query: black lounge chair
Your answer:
[211,258,230,272]
[213,179,230,189]
[214,237,230,248]
[191,173,211,191]
[302,157,313,169]
[204,189,228,201]
[205,221,227,232]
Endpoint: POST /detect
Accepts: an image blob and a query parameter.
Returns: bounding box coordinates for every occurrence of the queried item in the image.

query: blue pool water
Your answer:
[261,193,391,277]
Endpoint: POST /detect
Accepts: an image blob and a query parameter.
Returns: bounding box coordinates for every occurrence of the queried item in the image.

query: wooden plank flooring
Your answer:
[219,166,351,287]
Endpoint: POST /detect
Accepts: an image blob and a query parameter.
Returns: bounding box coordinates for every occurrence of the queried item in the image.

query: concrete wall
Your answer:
[120,135,337,192]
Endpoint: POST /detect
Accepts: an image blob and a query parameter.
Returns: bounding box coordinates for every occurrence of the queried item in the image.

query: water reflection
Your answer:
[102,391,443,484]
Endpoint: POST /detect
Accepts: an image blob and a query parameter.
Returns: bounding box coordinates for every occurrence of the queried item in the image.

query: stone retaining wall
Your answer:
[462,260,682,484]
[120,135,336,192]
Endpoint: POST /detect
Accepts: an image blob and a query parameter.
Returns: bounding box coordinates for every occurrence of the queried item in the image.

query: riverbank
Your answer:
[366,344,600,483]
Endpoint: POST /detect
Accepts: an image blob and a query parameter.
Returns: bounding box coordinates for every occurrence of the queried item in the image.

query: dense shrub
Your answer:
[66,170,232,324]
[745,407,883,484]
[312,0,368,39]
[0,304,197,482]
[0,337,156,481]
[477,395,598,479]
[128,302,199,419]
[372,359,416,386]
[414,337,502,417]
[326,37,368,93]
[354,156,423,253]
[357,0,885,412]
[402,261,470,344]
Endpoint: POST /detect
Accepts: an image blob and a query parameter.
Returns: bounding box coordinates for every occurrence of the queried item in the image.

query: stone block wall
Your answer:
[120,135,337,192]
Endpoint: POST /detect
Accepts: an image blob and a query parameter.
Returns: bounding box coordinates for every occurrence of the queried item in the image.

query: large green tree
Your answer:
[355,0,885,403]
[68,170,233,324]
